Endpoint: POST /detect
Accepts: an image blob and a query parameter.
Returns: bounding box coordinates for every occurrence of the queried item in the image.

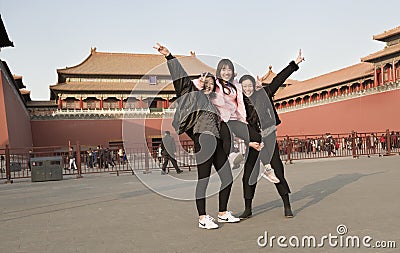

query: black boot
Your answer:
[239,199,253,219]
[282,194,293,218]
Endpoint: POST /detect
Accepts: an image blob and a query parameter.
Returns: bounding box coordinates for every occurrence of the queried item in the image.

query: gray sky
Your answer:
[1,0,399,100]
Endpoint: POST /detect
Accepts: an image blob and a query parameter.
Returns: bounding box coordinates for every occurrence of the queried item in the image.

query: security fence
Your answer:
[276,129,400,163]
[0,141,196,182]
[1,129,399,182]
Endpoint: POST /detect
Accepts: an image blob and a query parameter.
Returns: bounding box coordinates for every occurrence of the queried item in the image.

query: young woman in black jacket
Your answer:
[154,43,240,229]
[239,50,304,219]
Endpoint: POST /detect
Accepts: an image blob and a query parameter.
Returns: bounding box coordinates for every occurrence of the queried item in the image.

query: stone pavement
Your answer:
[0,155,399,252]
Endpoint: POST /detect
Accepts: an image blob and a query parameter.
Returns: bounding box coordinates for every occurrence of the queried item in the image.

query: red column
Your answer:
[166,97,170,108]
[58,96,62,109]
[381,66,384,85]
[119,98,123,109]
[374,67,377,87]
[139,97,143,109]
[393,61,396,81]
[79,97,83,109]
[100,97,104,109]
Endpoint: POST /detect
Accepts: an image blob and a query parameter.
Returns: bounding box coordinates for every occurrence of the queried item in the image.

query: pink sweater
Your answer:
[192,78,247,123]
[214,79,247,123]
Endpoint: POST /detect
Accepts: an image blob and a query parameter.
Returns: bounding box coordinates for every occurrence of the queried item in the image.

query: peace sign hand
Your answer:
[295,49,305,65]
[255,75,263,91]
[153,43,170,56]
[200,72,210,83]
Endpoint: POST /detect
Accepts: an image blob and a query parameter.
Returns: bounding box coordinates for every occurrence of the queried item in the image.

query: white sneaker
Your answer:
[228,152,244,170]
[218,211,240,223]
[262,164,280,183]
[199,215,219,229]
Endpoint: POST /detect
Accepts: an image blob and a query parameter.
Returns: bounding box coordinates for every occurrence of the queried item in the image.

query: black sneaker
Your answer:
[239,209,252,220]
[177,169,183,174]
[284,207,294,218]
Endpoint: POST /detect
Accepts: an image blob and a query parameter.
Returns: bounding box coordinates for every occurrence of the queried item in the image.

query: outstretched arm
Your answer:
[153,43,192,96]
[267,49,305,96]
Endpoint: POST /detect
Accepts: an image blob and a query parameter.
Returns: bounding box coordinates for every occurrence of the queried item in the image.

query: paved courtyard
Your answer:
[0,155,399,252]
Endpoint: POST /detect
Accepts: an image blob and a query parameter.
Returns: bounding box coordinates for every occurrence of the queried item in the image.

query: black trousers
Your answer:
[220,120,262,155]
[243,141,291,200]
[194,133,233,216]
[161,155,180,173]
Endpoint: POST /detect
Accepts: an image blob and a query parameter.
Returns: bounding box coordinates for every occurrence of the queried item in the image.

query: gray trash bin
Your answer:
[31,156,63,182]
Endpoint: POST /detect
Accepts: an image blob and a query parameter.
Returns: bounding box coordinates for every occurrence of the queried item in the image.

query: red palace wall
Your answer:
[0,67,33,148]
[31,119,123,147]
[31,117,190,147]
[0,71,9,146]
[277,89,400,136]
[27,88,400,147]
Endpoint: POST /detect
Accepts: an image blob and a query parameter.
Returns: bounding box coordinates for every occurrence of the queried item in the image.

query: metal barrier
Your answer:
[1,129,399,182]
[277,129,400,163]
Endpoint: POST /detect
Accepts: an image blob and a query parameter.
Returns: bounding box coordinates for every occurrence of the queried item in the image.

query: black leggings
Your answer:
[243,141,291,200]
[194,133,233,216]
[220,120,262,155]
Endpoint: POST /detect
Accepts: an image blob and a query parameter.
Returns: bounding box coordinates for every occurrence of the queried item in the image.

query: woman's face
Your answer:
[203,77,215,94]
[241,79,254,97]
[219,64,233,83]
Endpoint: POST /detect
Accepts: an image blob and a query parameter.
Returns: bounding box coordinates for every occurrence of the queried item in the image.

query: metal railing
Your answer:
[276,129,400,163]
[0,141,197,182]
[1,129,399,182]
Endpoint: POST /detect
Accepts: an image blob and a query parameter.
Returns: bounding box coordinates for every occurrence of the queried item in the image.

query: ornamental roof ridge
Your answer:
[57,48,188,73]
[260,65,274,81]
[373,25,400,41]
[260,65,298,85]
[361,43,400,62]
[56,48,213,76]
[274,62,374,100]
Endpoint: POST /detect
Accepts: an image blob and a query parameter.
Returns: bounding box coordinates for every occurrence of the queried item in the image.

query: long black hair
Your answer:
[216,59,237,95]
[239,74,259,127]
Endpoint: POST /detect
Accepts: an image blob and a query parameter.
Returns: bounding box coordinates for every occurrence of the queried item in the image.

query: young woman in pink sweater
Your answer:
[213,59,279,183]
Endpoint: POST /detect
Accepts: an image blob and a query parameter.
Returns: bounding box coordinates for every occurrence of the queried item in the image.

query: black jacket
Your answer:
[245,61,299,130]
[166,54,220,138]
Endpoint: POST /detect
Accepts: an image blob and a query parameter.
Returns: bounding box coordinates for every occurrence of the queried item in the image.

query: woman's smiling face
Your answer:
[219,64,233,83]
[203,77,215,94]
[241,79,254,97]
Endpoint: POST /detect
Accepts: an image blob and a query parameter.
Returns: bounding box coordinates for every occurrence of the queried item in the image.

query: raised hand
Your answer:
[255,75,263,91]
[153,43,170,56]
[295,49,305,65]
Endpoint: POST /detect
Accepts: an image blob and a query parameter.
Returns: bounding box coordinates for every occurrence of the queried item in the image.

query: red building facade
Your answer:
[1,25,399,148]
[263,26,400,136]
[28,48,214,147]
